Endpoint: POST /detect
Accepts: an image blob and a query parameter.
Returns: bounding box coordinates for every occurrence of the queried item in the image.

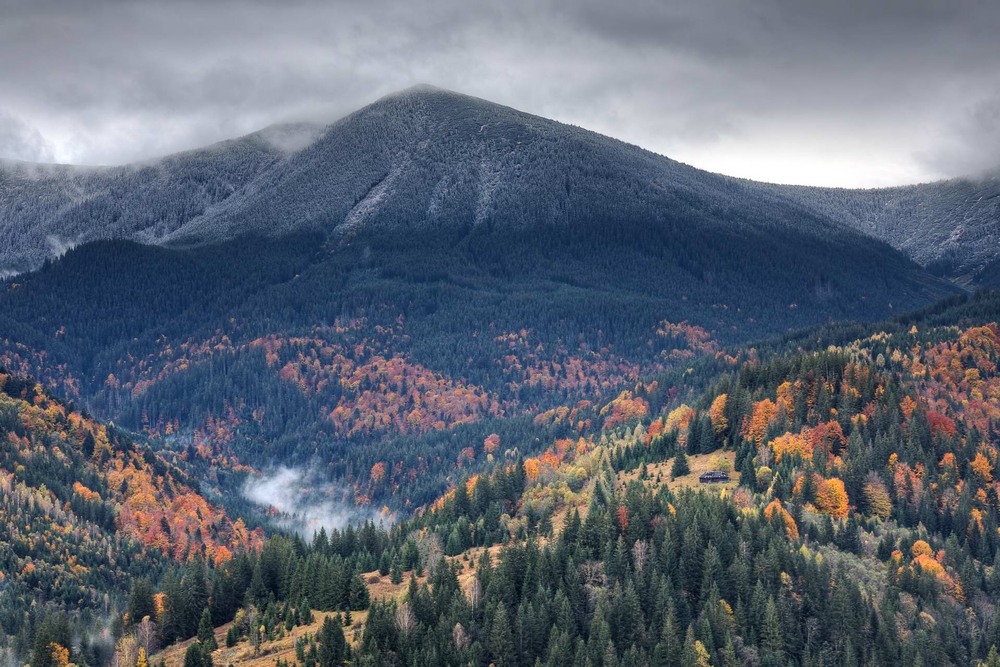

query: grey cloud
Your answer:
[920,94,1000,178]
[0,111,55,163]
[1,0,999,185]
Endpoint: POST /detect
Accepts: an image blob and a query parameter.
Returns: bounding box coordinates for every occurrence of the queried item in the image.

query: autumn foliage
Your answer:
[708,393,728,435]
[861,473,892,519]
[742,399,776,446]
[0,372,261,564]
[764,499,799,540]
[813,477,849,518]
[600,390,650,429]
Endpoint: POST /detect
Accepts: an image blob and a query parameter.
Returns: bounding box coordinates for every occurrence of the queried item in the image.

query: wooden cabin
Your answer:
[699,470,730,484]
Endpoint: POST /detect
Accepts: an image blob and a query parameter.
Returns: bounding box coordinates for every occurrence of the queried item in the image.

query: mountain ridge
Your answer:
[0,85,990,287]
[767,173,1000,284]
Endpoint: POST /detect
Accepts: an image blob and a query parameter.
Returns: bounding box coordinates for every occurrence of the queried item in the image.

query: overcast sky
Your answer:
[1,0,999,187]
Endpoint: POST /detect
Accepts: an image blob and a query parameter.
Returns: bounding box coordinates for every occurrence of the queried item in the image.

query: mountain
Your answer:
[767,173,1000,286]
[0,88,942,282]
[0,86,962,515]
[0,85,960,345]
[2,86,994,291]
[3,84,999,667]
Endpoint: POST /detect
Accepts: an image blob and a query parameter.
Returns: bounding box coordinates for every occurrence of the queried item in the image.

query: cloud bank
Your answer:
[2,0,1000,186]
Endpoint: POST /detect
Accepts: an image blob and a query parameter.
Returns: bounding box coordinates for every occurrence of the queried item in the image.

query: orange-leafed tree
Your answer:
[616,505,629,533]
[926,411,957,439]
[769,432,811,463]
[709,394,728,436]
[601,391,649,429]
[971,452,994,483]
[899,395,917,420]
[524,458,541,482]
[808,421,846,462]
[775,381,795,416]
[764,499,799,540]
[906,540,965,602]
[50,643,70,667]
[814,477,849,519]
[665,404,695,444]
[743,399,776,446]
[645,418,665,445]
[911,540,934,558]
[213,545,234,566]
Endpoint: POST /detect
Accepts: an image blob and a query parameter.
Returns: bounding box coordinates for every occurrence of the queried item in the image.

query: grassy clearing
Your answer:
[150,610,366,667]
[615,450,739,494]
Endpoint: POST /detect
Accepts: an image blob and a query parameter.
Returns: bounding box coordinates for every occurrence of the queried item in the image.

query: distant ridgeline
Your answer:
[1,88,996,287]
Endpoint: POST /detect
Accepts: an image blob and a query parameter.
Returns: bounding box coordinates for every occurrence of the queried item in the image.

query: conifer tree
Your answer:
[489,603,514,667]
[760,596,784,666]
[128,579,156,626]
[197,608,217,651]
[317,616,346,667]
[671,448,690,479]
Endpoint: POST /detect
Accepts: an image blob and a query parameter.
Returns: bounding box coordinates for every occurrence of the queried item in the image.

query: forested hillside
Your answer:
[769,174,1000,286]
[0,371,263,666]
[7,287,1000,666]
[0,223,953,511]
[0,123,322,275]
[108,289,1000,667]
[0,87,964,514]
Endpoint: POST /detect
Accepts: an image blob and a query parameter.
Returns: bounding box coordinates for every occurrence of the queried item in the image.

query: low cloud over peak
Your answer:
[2,0,999,186]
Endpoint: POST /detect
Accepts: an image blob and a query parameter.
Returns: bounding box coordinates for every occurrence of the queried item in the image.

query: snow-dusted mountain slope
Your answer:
[0,123,322,274]
[0,85,993,288]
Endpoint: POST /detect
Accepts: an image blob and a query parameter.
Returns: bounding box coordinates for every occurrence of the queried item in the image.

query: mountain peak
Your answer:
[394,82,452,96]
[361,84,518,121]
[366,83,471,108]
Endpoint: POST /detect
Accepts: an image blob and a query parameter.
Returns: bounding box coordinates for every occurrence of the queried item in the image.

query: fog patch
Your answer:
[0,159,95,182]
[45,234,80,259]
[256,123,325,154]
[243,466,384,538]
